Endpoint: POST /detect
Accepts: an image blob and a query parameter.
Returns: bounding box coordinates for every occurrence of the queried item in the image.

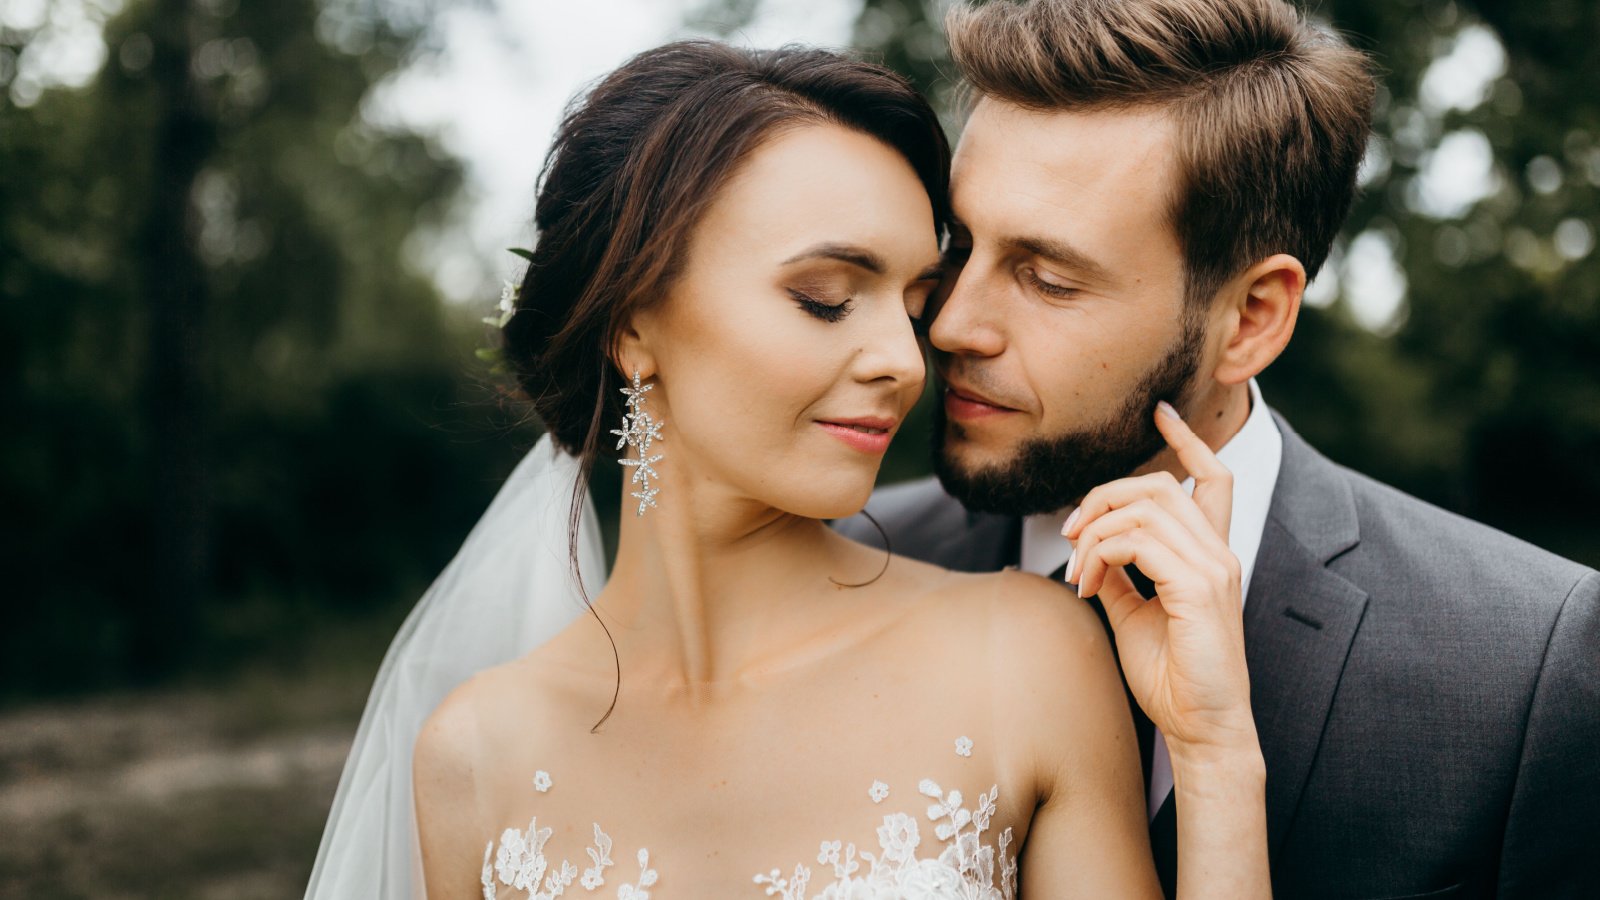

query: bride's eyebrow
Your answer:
[781,242,885,274]
[782,243,942,283]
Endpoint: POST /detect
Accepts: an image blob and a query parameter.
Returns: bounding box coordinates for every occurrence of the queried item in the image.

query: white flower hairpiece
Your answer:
[483,279,518,329]
[475,247,533,374]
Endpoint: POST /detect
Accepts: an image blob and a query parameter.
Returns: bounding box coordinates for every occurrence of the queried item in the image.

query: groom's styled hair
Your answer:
[946,0,1375,307]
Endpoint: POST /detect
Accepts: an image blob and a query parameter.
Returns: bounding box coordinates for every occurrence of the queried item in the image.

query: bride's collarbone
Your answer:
[508,564,1001,702]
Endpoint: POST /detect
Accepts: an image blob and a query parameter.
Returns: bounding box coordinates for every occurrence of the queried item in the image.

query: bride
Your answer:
[307,40,1266,899]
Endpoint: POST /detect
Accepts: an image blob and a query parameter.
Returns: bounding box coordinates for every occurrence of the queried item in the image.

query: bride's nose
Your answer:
[852,300,927,388]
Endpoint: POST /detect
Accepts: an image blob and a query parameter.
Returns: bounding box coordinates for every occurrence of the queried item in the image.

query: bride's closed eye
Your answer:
[789,287,855,323]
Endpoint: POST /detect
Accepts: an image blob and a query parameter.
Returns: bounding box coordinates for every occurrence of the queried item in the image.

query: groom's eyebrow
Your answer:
[1008,235,1112,283]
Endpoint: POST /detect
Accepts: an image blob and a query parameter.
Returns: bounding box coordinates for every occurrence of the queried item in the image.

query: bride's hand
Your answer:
[1063,401,1258,760]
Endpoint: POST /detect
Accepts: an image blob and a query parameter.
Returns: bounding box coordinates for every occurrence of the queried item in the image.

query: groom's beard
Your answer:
[932,320,1205,517]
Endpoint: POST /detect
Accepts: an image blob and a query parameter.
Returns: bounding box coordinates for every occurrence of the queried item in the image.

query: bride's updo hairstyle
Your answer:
[502,40,950,482]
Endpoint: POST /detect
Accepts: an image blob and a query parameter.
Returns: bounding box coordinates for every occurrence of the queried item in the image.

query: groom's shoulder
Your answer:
[1351,463,1583,577]
[1286,425,1595,605]
[834,475,968,551]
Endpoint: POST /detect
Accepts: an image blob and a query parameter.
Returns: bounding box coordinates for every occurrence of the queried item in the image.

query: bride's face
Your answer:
[629,123,942,519]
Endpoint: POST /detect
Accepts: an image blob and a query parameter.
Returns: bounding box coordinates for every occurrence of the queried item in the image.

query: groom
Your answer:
[840,0,1599,897]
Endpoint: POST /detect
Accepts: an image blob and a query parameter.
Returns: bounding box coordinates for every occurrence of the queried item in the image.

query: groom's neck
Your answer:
[1136,380,1253,483]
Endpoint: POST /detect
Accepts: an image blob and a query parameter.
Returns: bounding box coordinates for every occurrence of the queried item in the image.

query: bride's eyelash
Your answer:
[789,288,855,323]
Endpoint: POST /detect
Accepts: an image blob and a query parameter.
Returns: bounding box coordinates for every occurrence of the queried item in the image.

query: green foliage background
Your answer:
[3,0,1598,706]
[1,0,530,701]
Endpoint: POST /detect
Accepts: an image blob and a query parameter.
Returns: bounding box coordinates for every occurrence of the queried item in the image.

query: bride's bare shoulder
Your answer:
[412,654,547,789]
[903,565,1129,745]
[974,571,1127,718]
[412,667,494,792]
[411,668,509,883]
[899,563,1110,659]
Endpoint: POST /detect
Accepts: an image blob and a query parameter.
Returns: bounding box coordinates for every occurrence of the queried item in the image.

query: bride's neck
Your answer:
[594,469,856,691]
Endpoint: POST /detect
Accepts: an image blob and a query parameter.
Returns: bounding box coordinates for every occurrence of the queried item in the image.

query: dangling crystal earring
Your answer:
[611,369,665,516]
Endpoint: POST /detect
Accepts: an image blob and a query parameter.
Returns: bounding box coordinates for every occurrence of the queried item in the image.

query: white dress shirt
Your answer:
[1018,378,1283,818]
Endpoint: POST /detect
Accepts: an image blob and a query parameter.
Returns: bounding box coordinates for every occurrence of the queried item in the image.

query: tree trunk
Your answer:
[136,0,215,679]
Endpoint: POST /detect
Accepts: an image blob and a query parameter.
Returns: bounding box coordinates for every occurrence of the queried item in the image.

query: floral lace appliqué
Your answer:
[752,737,1018,899]
[481,820,656,899]
[481,737,1015,899]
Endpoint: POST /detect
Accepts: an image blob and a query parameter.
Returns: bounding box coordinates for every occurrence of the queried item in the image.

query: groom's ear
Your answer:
[1210,253,1304,386]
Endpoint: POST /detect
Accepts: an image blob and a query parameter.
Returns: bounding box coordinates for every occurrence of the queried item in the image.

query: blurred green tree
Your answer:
[0,0,524,698]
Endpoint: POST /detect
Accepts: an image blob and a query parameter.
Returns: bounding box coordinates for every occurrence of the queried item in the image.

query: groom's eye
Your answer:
[1023,267,1079,299]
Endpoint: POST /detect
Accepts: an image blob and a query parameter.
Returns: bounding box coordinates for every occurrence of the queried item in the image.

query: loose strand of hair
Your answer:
[828,510,894,588]
[569,387,623,734]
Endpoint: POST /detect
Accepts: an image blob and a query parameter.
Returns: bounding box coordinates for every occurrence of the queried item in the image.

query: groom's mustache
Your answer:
[935,361,1029,413]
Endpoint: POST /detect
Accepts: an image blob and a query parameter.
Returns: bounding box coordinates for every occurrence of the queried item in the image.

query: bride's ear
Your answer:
[613,316,659,381]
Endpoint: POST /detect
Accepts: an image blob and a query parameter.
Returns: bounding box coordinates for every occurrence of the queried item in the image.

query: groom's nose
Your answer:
[928,262,1006,358]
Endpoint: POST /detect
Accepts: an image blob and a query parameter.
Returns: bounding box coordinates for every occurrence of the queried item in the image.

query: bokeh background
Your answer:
[3,0,1596,895]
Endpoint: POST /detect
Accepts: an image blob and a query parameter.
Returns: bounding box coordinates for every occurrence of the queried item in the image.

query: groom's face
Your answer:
[928,99,1205,515]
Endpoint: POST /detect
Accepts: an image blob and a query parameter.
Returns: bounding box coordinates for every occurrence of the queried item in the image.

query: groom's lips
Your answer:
[943,384,1018,421]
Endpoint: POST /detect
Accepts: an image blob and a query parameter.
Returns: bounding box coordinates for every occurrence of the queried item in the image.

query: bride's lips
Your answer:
[816,416,897,454]
[943,383,1018,421]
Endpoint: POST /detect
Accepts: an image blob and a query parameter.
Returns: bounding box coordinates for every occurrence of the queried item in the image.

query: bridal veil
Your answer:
[304,434,605,898]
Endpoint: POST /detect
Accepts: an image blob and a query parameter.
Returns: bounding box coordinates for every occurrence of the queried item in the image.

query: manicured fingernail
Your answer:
[1062,508,1081,535]
[1065,548,1077,582]
[1157,400,1180,421]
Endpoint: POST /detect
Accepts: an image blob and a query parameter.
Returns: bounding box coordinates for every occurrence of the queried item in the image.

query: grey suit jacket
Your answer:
[836,412,1599,900]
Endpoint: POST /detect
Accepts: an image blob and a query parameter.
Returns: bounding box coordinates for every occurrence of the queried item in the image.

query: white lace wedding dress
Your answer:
[478,735,1018,900]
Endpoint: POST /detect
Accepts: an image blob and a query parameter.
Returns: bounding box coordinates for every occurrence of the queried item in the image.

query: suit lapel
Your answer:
[1245,518,1368,858]
[1244,414,1370,860]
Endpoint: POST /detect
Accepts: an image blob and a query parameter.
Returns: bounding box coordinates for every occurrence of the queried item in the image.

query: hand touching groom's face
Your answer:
[928,99,1214,516]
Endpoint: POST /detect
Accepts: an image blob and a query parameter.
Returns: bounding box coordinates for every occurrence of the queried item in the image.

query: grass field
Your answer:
[0,614,400,900]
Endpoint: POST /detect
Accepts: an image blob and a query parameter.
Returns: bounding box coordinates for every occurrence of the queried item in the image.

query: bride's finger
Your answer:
[1066,472,1218,552]
[1078,528,1193,603]
[1071,500,1214,588]
[1095,564,1147,631]
[1154,401,1233,538]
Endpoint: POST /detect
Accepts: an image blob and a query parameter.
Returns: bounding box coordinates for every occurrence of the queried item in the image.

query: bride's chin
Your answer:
[772,481,877,523]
